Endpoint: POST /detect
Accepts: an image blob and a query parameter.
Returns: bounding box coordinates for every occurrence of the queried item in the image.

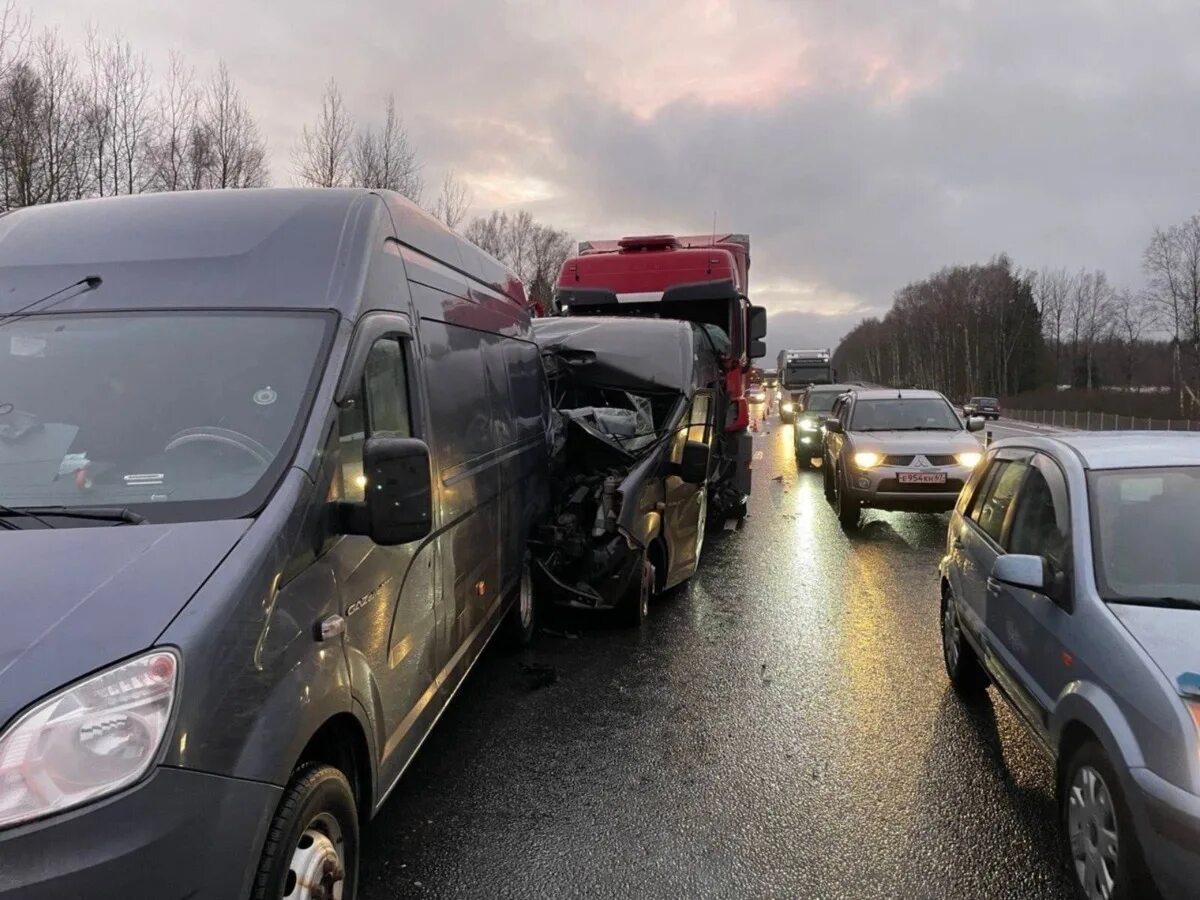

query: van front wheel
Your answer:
[505,560,537,646]
[253,763,359,900]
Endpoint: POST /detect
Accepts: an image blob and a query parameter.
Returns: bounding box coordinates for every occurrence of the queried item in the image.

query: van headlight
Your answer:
[853,451,883,469]
[782,402,794,413]
[956,451,983,468]
[0,650,179,828]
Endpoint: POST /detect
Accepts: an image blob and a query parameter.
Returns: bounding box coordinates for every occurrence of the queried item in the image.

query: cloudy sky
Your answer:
[35,0,1200,357]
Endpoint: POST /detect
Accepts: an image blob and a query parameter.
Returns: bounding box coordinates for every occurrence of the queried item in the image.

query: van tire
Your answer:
[1060,741,1157,900]
[505,560,537,646]
[252,763,359,900]
[618,557,653,627]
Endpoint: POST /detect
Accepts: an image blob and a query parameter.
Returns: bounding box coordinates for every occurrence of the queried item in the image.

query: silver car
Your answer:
[940,433,1200,900]
[821,388,984,528]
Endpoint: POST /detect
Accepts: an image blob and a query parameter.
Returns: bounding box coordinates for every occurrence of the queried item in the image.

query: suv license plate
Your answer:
[899,472,947,484]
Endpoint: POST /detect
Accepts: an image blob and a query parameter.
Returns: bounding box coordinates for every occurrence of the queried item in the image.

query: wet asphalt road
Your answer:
[359,412,1078,899]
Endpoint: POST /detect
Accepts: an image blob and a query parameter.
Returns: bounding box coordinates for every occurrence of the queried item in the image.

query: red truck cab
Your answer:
[554,233,766,520]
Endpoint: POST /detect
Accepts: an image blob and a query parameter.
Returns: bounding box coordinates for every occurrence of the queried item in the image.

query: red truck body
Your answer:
[554,233,764,519]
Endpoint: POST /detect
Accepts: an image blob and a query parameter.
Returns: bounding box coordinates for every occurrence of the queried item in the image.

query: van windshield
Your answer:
[0,310,333,523]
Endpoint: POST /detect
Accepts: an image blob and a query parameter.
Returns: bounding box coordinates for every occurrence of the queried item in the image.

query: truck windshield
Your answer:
[850,399,961,431]
[784,363,829,387]
[1090,466,1200,604]
[0,310,333,523]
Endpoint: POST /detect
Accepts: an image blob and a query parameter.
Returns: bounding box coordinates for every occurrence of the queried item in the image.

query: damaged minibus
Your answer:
[529,316,721,626]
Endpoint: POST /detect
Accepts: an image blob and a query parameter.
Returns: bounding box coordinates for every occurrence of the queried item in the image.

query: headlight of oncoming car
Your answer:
[853,451,882,469]
[799,418,820,431]
[0,649,178,828]
[956,451,983,468]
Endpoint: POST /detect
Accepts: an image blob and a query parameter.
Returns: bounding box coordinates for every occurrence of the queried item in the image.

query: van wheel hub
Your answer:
[286,815,345,900]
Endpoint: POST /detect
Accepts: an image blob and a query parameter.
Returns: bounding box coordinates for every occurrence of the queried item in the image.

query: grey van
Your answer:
[0,189,549,899]
[530,317,718,625]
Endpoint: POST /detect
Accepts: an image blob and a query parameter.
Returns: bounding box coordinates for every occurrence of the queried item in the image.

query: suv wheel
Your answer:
[1061,741,1156,900]
[823,457,836,503]
[940,587,988,696]
[795,446,811,468]
[835,465,860,529]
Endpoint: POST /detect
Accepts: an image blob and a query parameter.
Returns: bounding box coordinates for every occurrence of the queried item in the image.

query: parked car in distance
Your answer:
[964,396,1002,419]
[939,432,1200,900]
[821,388,984,528]
[0,189,549,900]
[530,317,718,626]
[793,383,855,468]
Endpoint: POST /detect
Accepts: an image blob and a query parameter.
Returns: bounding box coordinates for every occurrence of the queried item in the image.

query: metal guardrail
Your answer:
[1003,408,1200,432]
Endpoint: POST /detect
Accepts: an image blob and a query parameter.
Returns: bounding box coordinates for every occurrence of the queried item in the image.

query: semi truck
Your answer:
[777,349,833,423]
[554,233,766,520]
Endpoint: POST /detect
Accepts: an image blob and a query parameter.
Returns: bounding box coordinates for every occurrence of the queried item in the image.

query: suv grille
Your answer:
[882,454,958,467]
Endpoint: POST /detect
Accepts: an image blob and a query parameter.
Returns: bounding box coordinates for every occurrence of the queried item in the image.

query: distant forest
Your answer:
[833,213,1200,417]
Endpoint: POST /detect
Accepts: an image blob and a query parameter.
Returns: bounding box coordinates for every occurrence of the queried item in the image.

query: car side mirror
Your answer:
[824,418,843,434]
[748,306,767,340]
[991,554,1046,592]
[342,437,433,545]
[678,440,710,485]
[966,416,985,432]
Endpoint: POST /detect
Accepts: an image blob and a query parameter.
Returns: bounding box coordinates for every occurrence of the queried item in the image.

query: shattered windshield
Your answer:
[0,311,332,522]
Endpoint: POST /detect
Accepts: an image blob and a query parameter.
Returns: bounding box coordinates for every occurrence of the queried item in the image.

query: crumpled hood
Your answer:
[1110,604,1200,695]
[0,519,250,729]
[849,430,980,457]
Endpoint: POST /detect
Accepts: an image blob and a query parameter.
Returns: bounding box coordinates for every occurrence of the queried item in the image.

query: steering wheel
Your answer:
[163,426,272,466]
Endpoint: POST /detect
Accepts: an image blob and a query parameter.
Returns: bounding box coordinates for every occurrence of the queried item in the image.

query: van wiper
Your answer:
[1108,596,1200,611]
[1,505,146,526]
[0,503,57,528]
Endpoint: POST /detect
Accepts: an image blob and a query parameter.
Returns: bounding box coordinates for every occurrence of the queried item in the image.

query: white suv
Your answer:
[822,388,984,528]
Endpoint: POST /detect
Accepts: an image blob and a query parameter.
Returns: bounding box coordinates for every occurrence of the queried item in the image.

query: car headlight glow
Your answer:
[782,402,794,413]
[956,451,983,468]
[853,451,883,469]
[0,649,178,828]
[799,418,820,431]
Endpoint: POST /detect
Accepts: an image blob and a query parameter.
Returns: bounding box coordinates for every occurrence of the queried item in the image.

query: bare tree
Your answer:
[463,208,572,311]
[0,0,28,85]
[82,30,154,196]
[1034,267,1074,386]
[149,51,201,191]
[1111,289,1152,390]
[430,169,471,229]
[1144,216,1200,413]
[202,60,268,188]
[351,94,421,200]
[292,78,353,188]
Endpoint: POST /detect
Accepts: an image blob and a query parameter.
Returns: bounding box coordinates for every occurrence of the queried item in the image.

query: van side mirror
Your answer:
[678,440,710,484]
[343,437,433,545]
[824,418,843,434]
[748,306,767,341]
[749,339,767,359]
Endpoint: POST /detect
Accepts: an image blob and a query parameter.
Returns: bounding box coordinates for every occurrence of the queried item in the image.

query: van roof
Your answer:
[0,188,526,317]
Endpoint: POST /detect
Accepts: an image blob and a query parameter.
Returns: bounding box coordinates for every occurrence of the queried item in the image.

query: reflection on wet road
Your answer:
[359,413,1077,899]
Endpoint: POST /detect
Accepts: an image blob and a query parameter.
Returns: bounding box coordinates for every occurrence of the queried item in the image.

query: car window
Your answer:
[970,459,1028,543]
[1008,460,1069,568]
[339,337,413,503]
